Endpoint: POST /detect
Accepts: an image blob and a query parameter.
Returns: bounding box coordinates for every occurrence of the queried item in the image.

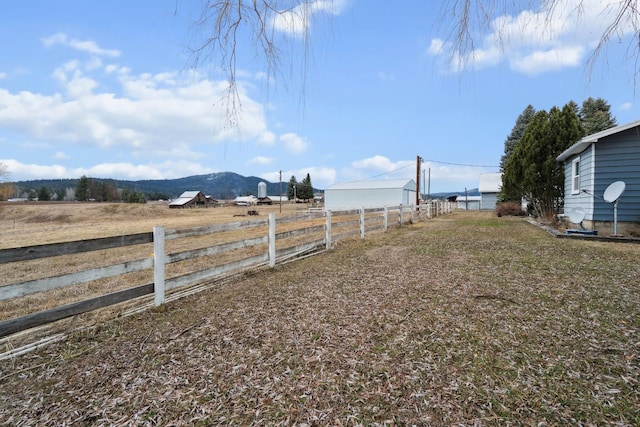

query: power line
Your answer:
[366,158,498,180]
[424,159,499,168]
[366,162,415,179]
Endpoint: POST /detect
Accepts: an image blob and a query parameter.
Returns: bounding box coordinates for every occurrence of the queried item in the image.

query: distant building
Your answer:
[456,195,482,210]
[169,191,215,208]
[268,195,288,204]
[478,173,502,211]
[324,179,416,211]
[233,195,257,206]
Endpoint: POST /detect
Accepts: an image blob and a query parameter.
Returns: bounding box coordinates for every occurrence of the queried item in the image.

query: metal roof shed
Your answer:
[324,179,417,211]
[478,173,503,211]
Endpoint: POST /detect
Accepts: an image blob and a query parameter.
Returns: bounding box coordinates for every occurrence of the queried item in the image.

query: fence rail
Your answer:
[0,202,454,338]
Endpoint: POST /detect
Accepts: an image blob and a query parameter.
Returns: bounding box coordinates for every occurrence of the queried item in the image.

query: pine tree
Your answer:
[500,105,536,173]
[580,97,617,135]
[37,186,51,201]
[299,173,313,201]
[76,176,90,201]
[499,105,536,202]
[503,103,583,219]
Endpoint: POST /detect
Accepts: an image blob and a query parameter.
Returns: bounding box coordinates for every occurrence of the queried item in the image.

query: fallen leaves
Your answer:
[1,212,639,425]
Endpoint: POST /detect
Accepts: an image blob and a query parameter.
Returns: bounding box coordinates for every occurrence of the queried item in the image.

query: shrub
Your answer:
[496,201,525,217]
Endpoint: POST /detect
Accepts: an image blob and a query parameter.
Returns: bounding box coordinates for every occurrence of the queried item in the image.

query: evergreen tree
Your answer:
[287,175,298,201]
[37,186,51,201]
[298,173,313,201]
[503,103,583,219]
[500,105,536,172]
[499,105,536,202]
[580,97,617,135]
[123,189,147,203]
[76,176,90,201]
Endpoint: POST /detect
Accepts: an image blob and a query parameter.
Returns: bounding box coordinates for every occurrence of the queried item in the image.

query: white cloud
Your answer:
[352,155,407,172]
[297,166,336,188]
[280,132,309,154]
[249,156,274,165]
[0,72,6,80]
[619,101,633,111]
[261,166,336,189]
[429,0,634,75]
[428,38,444,55]
[510,46,584,75]
[343,155,493,193]
[53,151,70,160]
[258,131,276,146]
[271,0,349,37]
[1,158,216,181]
[0,67,270,152]
[42,33,121,57]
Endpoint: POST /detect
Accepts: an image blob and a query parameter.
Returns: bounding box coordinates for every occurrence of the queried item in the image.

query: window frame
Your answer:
[571,157,580,195]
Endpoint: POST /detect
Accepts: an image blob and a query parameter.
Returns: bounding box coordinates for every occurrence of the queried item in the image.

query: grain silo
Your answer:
[258,182,267,199]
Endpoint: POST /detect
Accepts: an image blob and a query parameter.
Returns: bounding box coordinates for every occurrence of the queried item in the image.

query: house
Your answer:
[233,195,257,206]
[556,120,640,235]
[324,179,417,211]
[169,191,215,208]
[456,195,482,210]
[478,173,502,211]
[268,195,289,204]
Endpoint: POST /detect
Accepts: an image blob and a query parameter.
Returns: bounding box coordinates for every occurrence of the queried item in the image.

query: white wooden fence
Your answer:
[0,202,453,338]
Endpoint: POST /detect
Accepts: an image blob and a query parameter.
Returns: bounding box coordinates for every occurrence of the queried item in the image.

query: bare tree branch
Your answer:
[0,162,9,182]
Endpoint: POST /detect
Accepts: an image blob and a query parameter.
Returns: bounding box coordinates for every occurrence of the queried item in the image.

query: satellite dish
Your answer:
[603,181,626,236]
[567,207,586,225]
[603,181,625,203]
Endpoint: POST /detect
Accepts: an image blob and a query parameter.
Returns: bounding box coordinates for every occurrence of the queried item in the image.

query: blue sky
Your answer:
[1,1,638,193]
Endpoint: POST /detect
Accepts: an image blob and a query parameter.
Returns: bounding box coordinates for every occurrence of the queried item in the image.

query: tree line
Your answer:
[499,97,617,219]
[286,173,314,202]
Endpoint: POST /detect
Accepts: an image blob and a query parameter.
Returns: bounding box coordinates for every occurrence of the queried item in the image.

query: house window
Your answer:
[571,157,580,194]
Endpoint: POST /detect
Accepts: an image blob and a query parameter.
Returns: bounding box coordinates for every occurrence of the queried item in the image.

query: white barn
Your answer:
[478,173,502,211]
[324,179,417,211]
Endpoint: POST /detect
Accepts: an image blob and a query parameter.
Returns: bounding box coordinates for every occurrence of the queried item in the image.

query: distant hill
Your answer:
[12,173,479,201]
[13,172,297,200]
[429,188,480,198]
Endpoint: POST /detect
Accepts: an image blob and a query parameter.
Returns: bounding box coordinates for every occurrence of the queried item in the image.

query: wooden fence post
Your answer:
[399,204,404,227]
[269,213,276,267]
[383,206,388,231]
[153,226,165,307]
[410,204,415,223]
[360,207,365,239]
[325,210,332,250]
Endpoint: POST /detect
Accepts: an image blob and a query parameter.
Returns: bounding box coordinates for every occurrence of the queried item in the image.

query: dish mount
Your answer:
[603,181,626,236]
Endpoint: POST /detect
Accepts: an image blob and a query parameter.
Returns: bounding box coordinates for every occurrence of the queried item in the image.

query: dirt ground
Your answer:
[1,211,638,425]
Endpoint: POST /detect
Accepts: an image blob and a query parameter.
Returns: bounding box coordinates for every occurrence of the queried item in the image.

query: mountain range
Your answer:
[12,172,479,200]
[12,172,309,200]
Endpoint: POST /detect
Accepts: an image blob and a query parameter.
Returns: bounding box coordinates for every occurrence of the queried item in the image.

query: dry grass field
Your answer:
[0,202,323,321]
[1,210,639,425]
[0,201,305,248]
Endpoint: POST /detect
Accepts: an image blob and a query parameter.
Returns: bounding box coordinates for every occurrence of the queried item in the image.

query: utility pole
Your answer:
[416,155,423,207]
[427,168,431,201]
[279,170,282,213]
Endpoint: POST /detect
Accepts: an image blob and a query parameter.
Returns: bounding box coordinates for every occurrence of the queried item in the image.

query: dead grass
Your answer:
[1,211,639,425]
[0,202,316,320]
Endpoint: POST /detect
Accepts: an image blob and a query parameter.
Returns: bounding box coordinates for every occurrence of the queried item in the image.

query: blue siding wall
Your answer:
[593,130,640,222]
[563,146,594,220]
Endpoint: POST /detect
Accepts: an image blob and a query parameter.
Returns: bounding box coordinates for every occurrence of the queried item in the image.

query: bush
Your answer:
[496,201,525,217]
